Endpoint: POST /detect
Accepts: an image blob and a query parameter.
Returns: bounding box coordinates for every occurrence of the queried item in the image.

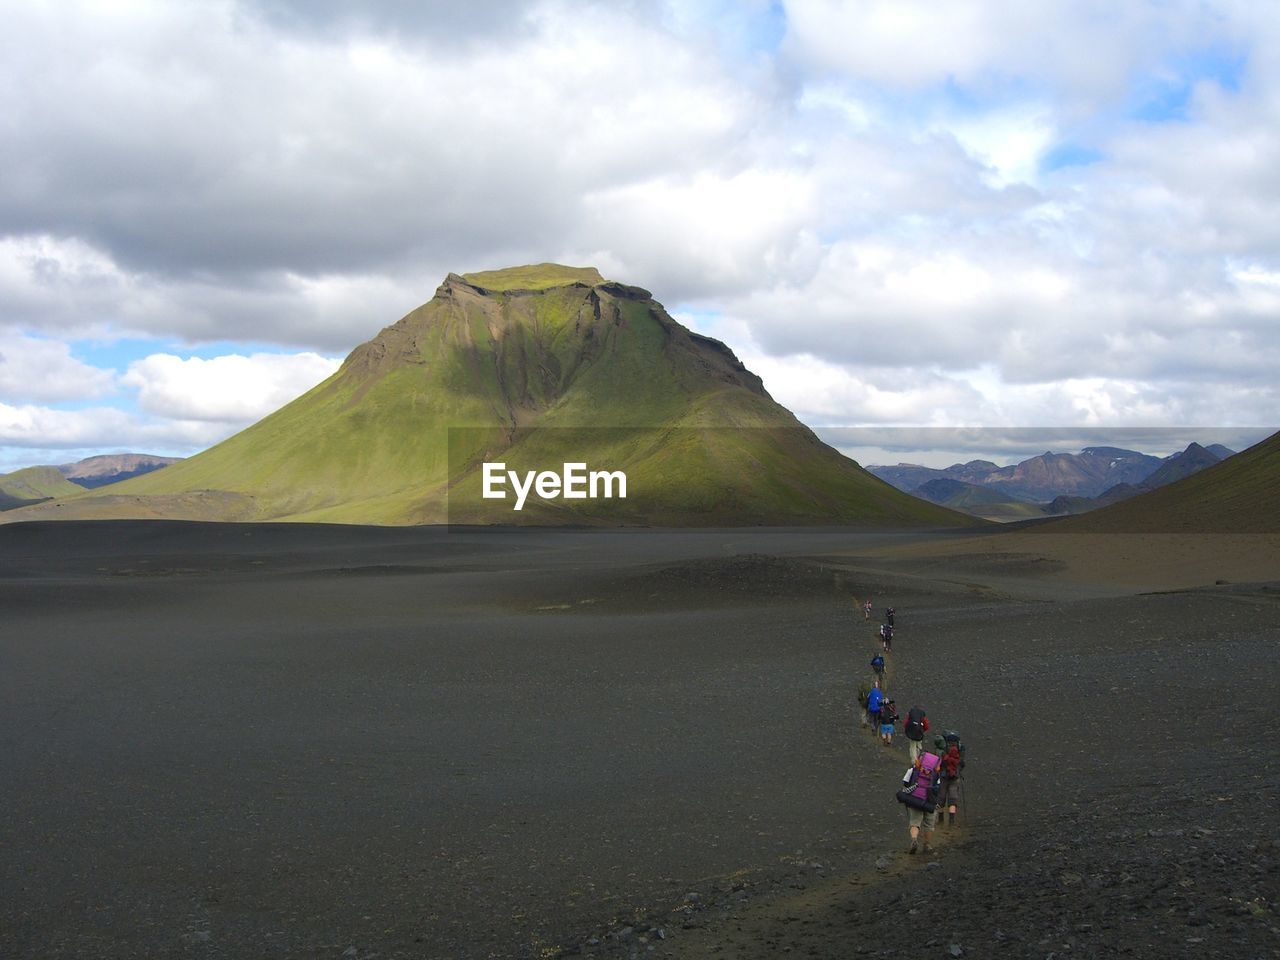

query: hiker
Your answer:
[903,705,930,762]
[879,698,898,746]
[885,606,895,627]
[938,731,965,827]
[881,623,893,652]
[863,600,872,621]
[866,681,883,732]
[896,749,942,854]
[870,653,885,684]
[856,682,871,729]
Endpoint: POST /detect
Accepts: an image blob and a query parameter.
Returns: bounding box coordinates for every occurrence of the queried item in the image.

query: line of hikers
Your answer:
[854,601,967,855]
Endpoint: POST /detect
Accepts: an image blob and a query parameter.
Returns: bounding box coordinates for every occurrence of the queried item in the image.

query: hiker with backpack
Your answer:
[938,731,965,827]
[866,681,883,732]
[879,698,898,746]
[870,653,885,684]
[896,748,942,855]
[885,606,895,627]
[881,623,893,652]
[903,705,930,762]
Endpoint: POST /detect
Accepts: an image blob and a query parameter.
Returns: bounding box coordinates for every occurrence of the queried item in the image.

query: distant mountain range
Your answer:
[1047,432,1279,533]
[1046,442,1227,516]
[0,454,180,510]
[871,442,1237,521]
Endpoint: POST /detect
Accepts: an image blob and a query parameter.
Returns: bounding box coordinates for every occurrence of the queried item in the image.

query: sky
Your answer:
[1,0,1277,472]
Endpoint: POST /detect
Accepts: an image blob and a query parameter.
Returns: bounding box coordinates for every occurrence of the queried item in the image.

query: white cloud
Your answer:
[0,334,115,402]
[944,107,1057,187]
[0,402,229,451]
[122,352,342,423]
[0,1,759,278]
[0,234,422,349]
[781,0,1212,105]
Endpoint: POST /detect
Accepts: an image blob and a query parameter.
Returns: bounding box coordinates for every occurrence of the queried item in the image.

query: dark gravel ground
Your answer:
[1,522,1277,959]
[576,582,1280,960]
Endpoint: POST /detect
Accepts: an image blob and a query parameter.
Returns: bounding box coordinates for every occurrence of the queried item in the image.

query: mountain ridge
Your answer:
[870,442,1236,503]
[58,453,183,488]
[1041,430,1280,533]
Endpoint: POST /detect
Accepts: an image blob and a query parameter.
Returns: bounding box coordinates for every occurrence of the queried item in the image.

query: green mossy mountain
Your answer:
[0,466,85,510]
[13,264,978,527]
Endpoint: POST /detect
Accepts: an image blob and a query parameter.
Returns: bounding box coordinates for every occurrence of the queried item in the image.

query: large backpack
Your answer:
[905,706,926,741]
[942,746,962,779]
[896,752,942,811]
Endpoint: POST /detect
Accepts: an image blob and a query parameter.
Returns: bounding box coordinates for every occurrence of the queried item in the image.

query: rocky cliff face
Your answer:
[58,454,182,488]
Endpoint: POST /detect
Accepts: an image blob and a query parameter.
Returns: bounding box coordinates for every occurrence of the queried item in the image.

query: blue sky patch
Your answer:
[72,337,333,372]
[1041,143,1104,173]
[1130,46,1245,122]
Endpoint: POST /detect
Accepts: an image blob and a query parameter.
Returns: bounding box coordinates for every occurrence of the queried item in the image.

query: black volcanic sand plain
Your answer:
[1,522,1278,959]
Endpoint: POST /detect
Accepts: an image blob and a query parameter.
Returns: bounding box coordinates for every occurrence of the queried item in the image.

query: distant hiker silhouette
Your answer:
[870,653,885,683]
[880,623,893,652]
[863,600,872,621]
[885,607,895,627]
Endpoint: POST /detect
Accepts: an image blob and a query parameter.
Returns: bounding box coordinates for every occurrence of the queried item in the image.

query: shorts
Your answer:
[880,723,894,735]
[908,807,937,830]
[939,777,960,807]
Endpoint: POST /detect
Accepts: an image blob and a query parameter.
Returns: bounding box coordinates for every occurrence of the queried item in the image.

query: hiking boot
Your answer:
[923,844,935,855]
[908,839,918,855]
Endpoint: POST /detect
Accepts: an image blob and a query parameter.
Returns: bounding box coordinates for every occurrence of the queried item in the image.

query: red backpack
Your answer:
[942,746,962,779]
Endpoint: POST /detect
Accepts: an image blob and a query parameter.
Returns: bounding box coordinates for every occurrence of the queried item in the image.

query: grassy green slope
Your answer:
[938,486,1049,522]
[462,263,604,291]
[445,296,971,526]
[0,466,85,501]
[1042,430,1280,533]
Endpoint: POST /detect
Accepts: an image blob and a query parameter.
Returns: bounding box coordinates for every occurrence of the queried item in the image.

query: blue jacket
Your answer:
[867,687,883,713]
[870,655,885,671]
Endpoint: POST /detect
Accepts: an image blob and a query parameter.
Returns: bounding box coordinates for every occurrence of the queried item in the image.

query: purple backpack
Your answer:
[896,752,942,811]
